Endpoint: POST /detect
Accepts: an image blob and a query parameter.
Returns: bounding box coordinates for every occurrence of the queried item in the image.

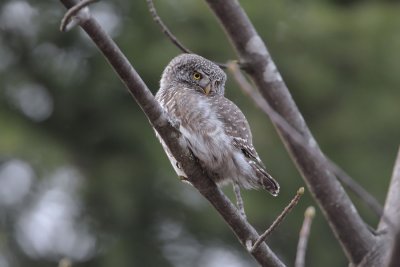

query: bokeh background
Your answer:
[1,0,399,266]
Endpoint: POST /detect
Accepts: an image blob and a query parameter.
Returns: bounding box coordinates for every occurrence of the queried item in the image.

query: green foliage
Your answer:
[0,0,399,266]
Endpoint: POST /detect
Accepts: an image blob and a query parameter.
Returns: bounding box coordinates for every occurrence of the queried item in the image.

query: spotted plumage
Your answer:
[155,54,279,196]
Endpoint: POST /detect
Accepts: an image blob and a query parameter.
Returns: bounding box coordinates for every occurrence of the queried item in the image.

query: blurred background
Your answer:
[0,0,399,266]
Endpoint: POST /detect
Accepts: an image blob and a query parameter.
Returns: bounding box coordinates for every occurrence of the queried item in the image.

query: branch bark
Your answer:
[378,147,400,234]
[145,0,229,69]
[357,148,400,267]
[251,187,304,253]
[204,0,375,264]
[227,61,382,217]
[377,147,400,267]
[295,206,316,267]
[387,230,400,267]
[58,0,285,266]
[145,0,192,54]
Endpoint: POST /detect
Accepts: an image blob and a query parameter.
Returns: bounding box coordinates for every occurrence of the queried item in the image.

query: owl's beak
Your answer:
[203,83,212,95]
[199,77,212,95]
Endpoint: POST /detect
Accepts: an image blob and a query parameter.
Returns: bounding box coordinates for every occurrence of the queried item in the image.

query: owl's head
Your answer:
[160,54,227,96]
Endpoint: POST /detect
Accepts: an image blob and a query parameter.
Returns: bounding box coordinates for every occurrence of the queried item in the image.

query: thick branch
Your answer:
[387,230,400,267]
[378,147,400,232]
[204,0,375,264]
[228,62,382,217]
[379,147,400,267]
[58,0,285,266]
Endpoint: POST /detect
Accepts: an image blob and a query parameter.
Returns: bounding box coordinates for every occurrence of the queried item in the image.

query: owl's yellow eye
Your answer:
[193,72,202,80]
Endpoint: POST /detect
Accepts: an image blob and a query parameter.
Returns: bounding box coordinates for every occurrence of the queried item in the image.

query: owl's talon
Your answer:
[176,162,182,170]
[178,175,189,182]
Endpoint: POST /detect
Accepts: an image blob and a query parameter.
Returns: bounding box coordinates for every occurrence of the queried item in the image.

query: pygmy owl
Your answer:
[155,54,279,196]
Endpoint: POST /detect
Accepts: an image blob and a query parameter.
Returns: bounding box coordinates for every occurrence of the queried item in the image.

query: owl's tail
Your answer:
[255,166,280,196]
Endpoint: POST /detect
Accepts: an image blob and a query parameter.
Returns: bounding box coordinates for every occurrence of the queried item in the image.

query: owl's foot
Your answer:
[233,183,247,220]
[178,176,193,186]
[176,161,182,170]
[178,175,188,181]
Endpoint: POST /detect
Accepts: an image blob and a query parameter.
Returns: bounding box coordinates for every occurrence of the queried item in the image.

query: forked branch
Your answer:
[58,0,285,266]
[60,0,97,32]
[250,187,304,253]
[146,0,383,219]
[227,62,382,217]
[204,0,376,264]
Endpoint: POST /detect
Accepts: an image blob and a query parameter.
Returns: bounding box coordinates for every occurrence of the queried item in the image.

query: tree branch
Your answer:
[145,0,230,69]
[204,0,375,264]
[58,0,285,266]
[378,147,400,267]
[60,0,97,32]
[387,230,400,267]
[327,159,382,217]
[250,187,304,253]
[378,147,400,232]
[145,0,192,53]
[227,61,382,217]
[295,206,316,267]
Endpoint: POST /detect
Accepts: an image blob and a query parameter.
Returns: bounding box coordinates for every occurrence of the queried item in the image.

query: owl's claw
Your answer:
[176,162,182,170]
[178,175,188,181]
[178,176,192,186]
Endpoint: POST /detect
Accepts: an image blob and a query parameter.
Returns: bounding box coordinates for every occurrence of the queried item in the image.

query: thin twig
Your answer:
[251,187,304,253]
[145,0,192,53]
[295,206,316,267]
[327,159,382,216]
[145,0,230,69]
[60,0,97,32]
[233,183,246,220]
[227,61,383,217]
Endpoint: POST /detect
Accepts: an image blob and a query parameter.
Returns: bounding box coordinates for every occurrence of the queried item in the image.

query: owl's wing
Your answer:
[214,96,259,160]
[215,96,279,195]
